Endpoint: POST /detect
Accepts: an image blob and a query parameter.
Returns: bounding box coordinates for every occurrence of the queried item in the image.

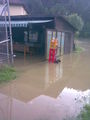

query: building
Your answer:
[0,15,76,59]
[0,0,76,61]
[0,0,28,16]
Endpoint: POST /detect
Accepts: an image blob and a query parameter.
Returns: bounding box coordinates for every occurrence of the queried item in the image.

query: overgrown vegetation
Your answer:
[23,0,90,38]
[66,14,84,32]
[80,22,90,38]
[64,104,90,120]
[66,14,84,38]
[0,65,16,83]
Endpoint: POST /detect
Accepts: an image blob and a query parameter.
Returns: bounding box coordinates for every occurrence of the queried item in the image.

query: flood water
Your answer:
[0,40,90,120]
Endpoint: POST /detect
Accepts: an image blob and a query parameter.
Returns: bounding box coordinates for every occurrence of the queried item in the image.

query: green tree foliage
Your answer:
[22,0,89,38]
[44,3,69,16]
[67,14,84,31]
[49,3,68,16]
[23,0,44,14]
[81,22,90,38]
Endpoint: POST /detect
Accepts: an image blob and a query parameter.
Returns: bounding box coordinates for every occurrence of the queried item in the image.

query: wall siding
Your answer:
[55,18,75,54]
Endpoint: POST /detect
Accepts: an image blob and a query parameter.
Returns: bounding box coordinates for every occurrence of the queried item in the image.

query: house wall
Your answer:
[10,5,27,16]
[55,17,75,32]
[64,32,71,54]
[0,4,28,16]
[55,18,75,54]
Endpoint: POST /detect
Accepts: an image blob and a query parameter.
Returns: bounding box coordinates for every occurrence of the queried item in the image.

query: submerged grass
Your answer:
[0,65,16,83]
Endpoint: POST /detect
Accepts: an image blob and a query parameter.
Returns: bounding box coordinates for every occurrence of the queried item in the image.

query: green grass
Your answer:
[0,65,16,83]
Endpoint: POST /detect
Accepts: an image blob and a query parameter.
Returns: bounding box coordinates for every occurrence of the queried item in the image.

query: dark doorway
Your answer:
[64,32,71,54]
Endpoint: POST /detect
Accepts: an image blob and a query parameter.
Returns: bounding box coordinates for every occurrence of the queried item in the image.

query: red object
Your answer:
[49,49,56,63]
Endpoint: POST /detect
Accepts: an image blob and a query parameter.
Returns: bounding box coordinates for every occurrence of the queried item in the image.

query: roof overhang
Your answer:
[0,19,53,27]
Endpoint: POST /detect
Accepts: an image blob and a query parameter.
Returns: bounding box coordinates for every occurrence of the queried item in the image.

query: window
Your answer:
[29,31,38,42]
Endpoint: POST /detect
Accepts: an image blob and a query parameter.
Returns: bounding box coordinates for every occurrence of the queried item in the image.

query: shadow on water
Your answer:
[0,40,90,120]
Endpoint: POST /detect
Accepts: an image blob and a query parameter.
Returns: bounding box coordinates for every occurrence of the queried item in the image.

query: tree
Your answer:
[66,13,84,31]
[22,0,44,14]
[80,22,90,38]
[46,3,69,16]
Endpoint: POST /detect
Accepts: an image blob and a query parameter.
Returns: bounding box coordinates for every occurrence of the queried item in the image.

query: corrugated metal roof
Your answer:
[0,20,53,27]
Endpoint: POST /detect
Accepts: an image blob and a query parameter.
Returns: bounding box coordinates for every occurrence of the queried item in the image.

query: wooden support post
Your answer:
[24,45,26,61]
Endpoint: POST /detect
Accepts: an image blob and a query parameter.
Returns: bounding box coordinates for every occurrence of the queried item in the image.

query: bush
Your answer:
[78,104,90,120]
[64,105,90,120]
[66,13,84,31]
[75,31,80,38]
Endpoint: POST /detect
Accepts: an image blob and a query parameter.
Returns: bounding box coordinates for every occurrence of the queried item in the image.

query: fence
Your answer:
[0,39,11,64]
[0,0,13,65]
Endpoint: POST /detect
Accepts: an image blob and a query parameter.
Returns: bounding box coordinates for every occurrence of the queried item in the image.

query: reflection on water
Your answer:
[45,62,63,89]
[0,88,90,120]
[0,60,63,102]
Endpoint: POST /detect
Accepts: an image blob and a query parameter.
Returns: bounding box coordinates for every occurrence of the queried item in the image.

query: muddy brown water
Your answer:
[0,40,90,120]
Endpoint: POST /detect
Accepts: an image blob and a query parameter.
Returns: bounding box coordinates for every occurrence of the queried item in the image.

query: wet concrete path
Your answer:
[0,40,90,120]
